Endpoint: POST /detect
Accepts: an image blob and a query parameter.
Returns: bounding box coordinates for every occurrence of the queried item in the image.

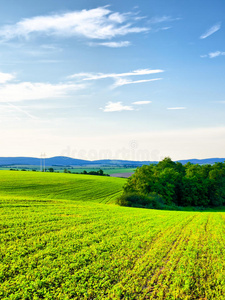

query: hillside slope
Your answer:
[0,171,125,203]
[1,171,225,299]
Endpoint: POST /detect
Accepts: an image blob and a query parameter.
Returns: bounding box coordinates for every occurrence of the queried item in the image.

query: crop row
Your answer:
[1,196,225,299]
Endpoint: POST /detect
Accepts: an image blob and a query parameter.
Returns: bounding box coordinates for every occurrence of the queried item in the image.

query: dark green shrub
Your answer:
[116,192,165,209]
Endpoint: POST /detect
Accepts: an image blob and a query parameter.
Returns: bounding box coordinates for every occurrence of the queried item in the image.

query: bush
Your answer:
[146,193,165,209]
[116,192,165,209]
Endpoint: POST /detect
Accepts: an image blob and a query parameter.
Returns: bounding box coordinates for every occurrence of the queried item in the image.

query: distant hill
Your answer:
[177,158,225,165]
[0,156,224,167]
[93,159,157,166]
[0,156,90,166]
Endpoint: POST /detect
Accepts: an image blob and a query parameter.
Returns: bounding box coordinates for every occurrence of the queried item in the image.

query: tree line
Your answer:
[117,157,225,209]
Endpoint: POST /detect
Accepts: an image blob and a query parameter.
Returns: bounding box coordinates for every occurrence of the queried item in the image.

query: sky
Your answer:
[0,0,225,161]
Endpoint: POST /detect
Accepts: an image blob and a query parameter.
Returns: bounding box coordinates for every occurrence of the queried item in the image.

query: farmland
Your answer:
[0,165,136,175]
[0,171,125,203]
[1,171,225,299]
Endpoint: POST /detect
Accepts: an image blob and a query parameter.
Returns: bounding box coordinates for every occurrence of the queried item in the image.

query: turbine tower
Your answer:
[40,153,46,172]
[40,153,43,172]
[43,153,46,172]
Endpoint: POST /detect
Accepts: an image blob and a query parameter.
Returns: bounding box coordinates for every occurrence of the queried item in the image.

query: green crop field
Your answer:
[1,171,225,299]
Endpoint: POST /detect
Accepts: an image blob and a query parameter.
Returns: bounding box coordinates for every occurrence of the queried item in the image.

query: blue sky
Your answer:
[0,0,225,160]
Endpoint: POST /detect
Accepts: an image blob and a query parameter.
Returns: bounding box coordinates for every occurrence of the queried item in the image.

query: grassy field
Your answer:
[1,171,225,299]
[0,171,125,203]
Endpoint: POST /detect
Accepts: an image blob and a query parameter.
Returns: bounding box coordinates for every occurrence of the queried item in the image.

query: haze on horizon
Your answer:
[0,0,225,161]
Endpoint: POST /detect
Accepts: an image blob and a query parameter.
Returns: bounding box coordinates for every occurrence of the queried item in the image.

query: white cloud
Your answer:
[70,68,163,89]
[167,107,187,110]
[108,12,126,23]
[159,27,171,31]
[70,68,164,81]
[209,51,225,58]
[97,41,131,47]
[41,44,60,50]
[201,51,225,58]
[148,16,180,24]
[133,101,151,105]
[200,23,221,39]
[101,99,152,112]
[113,77,161,88]
[0,72,15,83]
[0,70,85,103]
[0,6,149,41]
[101,101,134,112]
[0,81,85,102]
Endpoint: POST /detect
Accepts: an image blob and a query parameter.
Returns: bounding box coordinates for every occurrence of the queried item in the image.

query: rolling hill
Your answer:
[0,171,125,203]
[0,156,224,167]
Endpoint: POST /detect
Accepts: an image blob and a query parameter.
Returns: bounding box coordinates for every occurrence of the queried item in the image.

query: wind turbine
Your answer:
[43,153,46,172]
[40,153,43,172]
[40,153,46,172]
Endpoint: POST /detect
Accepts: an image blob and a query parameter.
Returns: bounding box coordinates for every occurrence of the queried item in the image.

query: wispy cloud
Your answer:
[167,107,187,110]
[101,100,153,112]
[101,101,134,112]
[148,16,180,24]
[113,78,161,88]
[133,101,151,105]
[154,27,171,32]
[201,51,225,58]
[0,72,85,102]
[209,51,225,58]
[95,41,131,48]
[70,68,164,80]
[0,6,149,41]
[70,68,163,89]
[200,23,221,39]
[0,82,84,102]
[6,102,38,120]
[40,44,61,51]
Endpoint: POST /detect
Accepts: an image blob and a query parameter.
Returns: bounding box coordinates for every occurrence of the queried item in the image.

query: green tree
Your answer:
[120,158,225,208]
